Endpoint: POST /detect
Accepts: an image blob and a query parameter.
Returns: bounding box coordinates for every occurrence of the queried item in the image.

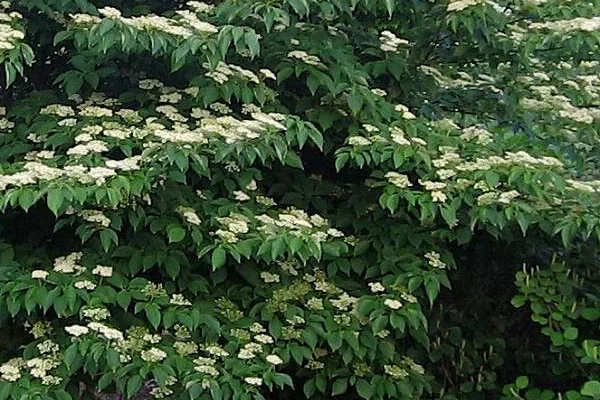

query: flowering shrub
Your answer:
[0,0,599,399]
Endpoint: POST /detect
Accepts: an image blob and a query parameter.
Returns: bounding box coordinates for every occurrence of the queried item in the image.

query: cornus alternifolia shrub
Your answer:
[0,0,599,399]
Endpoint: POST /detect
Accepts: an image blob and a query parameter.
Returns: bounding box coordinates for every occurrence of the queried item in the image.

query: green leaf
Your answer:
[511,295,526,308]
[99,229,118,252]
[53,30,72,46]
[516,376,529,389]
[581,381,600,397]
[383,0,395,17]
[46,189,64,216]
[332,378,348,396]
[303,379,316,398]
[53,390,72,400]
[564,327,578,341]
[116,291,131,310]
[335,153,350,171]
[167,226,186,243]
[127,375,142,399]
[245,31,260,56]
[302,329,318,349]
[211,247,227,270]
[0,383,9,400]
[484,171,500,188]
[356,378,374,399]
[347,91,364,115]
[64,343,79,371]
[145,303,161,329]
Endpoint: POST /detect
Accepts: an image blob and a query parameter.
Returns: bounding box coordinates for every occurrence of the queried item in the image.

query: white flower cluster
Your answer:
[0,161,121,190]
[88,321,124,341]
[81,307,111,321]
[105,156,142,171]
[187,1,214,13]
[447,0,488,12]
[254,208,344,243]
[394,104,416,119]
[566,179,600,194]
[476,190,520,205]
[92,265,113,277]
[215,213,250,243]
[330,292,358,311]
[529,16,600,32]
[521,92,600,124]
[238,342,264,359]
[141,347,167,362]
[31,270,49,280]
[0,340,62,385]
[0,4,25,53]
[260,271,280,283]
[287,50,321,66]
[72,5,219,39]
[170,293,192,306]
[74,280,96,290]
[379,30,409,52]
[178,206,202,225]
[425,251,446,269]
[80,210,111,227]
[369,282,386,293]
[460,126,494,145]
[40,104,75,117]
[27,356,61,385]
[194,356,219,376]
[385,172,412,189]
[205,61,260,84]
[419,65,502,93]
[0,117,14,130]
[65,325,89,337]
[244,377,263,386]
[384,298,403,310]
[0,358,22,382]
[53,252,85,274]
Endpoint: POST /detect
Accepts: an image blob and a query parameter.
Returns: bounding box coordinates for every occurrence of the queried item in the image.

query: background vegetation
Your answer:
[0,0,599,399]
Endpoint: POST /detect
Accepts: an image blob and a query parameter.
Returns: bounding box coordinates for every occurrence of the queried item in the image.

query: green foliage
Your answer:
[0,0,598,399]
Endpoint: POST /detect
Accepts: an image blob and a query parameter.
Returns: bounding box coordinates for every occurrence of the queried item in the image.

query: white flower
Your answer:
[0,364,20,381]
[431,191,447,203]
[369,282,385,293]
[92,265,113,277]
[98,7,122,18]
[348,136,372,146]
[266,354,283,365]
[141,348,167,363]
[65,325,89,337]
[194,365,219,376]
[74,280,96,290]
[246,180,258,191]
[237,348,256,359]
[425,251,446,269]
[259,69,276,80]
[385,172,412,188]
[249,323,266,333]
[170,294,192,306]
[233,190,251,201]
[254,334,274,344]
[179,207,201,225]
[31,270,49,280]
[371,88,387,97]
[244,377,263,386]
[384,299,403,310]
[260,272,280,283]
[205,345,229,357]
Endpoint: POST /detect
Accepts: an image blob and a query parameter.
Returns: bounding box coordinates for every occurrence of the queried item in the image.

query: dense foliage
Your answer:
[0,0,599,399]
